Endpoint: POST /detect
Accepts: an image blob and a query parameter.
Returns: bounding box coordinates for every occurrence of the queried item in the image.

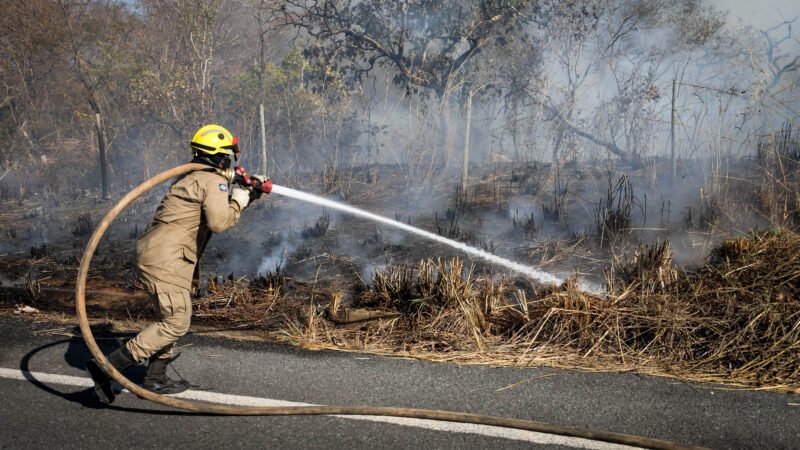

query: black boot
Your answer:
[85,346,136,404]
[142,353,190,395]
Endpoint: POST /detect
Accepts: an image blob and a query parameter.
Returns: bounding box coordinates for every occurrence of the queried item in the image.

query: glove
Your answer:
[230,185,251,210]
[250,174,271,200]
[257,175,272,194]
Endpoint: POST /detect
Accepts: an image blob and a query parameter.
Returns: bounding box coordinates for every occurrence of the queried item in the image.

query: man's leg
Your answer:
[126,289,193,394]
[84,345,137,404]
[86,288,192,403]
[126,290,192,361]
[141,348,191,394]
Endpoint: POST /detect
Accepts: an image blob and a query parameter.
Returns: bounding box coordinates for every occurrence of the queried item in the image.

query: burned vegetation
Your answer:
[270,229,800,389]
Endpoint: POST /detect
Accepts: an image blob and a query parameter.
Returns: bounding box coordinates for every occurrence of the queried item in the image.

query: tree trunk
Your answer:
[95,113,109,199]
[671,78,678,184]
[462,90,474,198]
[442,97,455,170]
[259,103,268,176]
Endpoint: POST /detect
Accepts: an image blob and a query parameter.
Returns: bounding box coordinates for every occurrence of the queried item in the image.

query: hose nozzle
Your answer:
[233,165,272,194]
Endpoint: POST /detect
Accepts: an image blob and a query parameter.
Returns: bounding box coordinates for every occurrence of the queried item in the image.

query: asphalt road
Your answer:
[0,315,797,449]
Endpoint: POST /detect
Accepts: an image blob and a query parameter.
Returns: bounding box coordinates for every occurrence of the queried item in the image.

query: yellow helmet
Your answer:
[190,124,240,159]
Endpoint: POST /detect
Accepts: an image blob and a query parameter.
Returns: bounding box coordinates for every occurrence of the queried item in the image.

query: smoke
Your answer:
[254,232,295,276]
[203,195,339,277]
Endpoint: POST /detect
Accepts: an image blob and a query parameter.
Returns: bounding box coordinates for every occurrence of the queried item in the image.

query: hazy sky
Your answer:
[709,0,800,29]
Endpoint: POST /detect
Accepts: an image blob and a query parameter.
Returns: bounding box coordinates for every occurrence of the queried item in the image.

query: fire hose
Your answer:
[75,163,706,450]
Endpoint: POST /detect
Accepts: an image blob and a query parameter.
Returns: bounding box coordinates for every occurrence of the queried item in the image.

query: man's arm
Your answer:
[202,176,242,233]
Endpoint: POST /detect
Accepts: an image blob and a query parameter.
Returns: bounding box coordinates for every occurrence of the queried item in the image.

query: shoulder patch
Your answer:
[218,183,228,192]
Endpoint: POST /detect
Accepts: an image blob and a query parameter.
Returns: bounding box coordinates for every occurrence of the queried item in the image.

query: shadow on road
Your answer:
[18,325,201,416]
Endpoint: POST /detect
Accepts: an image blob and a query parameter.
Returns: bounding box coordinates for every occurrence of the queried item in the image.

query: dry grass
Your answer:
[595,173,635,247]
[193,270,293,328]
[756,122,800,228]
[274,230,800,392]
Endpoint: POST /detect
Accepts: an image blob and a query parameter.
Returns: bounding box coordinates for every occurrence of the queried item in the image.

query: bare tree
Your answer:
[280,0,534,168]
[130,1,239,138]
[762,17,800,92]
[58,0,132,197]
[506,0,725,163]
[0,1,70,169]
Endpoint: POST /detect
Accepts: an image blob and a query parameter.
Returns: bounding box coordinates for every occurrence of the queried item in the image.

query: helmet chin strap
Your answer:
[191,154,231,169]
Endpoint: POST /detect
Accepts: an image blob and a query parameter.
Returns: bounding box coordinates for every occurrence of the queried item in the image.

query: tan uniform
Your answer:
[126,169,242,362]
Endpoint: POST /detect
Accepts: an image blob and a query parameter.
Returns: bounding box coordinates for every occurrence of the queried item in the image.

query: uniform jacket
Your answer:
[136,169,242,292]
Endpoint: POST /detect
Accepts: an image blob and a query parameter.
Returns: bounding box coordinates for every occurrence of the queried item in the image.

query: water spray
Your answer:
[73,163,699,450]
[270,185,563,285]
[232,164,571,288]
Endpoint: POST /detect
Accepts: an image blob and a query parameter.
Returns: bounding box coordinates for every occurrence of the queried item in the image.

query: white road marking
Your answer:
[0,367,639,449]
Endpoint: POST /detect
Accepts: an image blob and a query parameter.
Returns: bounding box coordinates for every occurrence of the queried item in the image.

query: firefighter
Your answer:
[85,124,270,404]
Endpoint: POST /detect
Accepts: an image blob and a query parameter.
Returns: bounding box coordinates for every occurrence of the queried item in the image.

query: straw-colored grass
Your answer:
[12,224,794,391]
[277,230,800,392]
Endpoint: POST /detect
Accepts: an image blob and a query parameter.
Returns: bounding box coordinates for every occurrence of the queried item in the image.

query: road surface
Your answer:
[0,316,797,449]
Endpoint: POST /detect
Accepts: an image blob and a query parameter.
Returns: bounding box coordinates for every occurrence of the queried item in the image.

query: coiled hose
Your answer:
[75,163,706,450]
